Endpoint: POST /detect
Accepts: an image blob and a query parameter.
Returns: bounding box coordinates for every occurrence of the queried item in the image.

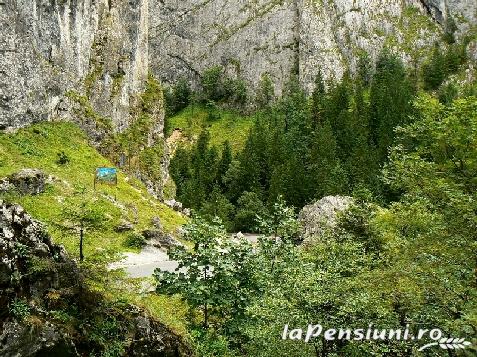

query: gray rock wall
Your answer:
[150,0,477,94]
[1,0,476,131]
[0,0,151,133]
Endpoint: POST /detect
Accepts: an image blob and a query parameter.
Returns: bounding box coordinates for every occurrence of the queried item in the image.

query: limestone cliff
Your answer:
[0,0,152,133]
[150,0,477,94]
[1,0,476,131]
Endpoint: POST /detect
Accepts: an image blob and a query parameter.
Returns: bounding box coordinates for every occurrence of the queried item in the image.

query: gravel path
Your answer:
[109,234,261,278]
[109,246,179,278]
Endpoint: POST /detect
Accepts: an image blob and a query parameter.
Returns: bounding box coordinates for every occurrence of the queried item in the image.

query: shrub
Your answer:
[123,232,146,249]
[201,66,225,102]
[164,78,192,117]
[205,101,221,121]
[56,151,70,165]
[9,298,31,320]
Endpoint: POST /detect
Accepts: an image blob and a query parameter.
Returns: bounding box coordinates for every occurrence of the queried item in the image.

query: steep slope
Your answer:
[0,122,185,260]
[0,200,191,356]
[0,121,191,341]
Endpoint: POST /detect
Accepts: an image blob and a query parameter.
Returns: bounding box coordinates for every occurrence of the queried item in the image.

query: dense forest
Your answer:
[151,34,477,356]
[168,38,472,232]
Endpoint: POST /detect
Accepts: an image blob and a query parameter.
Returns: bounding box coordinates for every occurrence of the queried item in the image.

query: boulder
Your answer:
[154,233,181,249]
[142,229,163,241]
[116,219,134,232]
[151,216,162,230]
[142,229,180,249]
[6,169,46,195]
[298,196,353,244]
[182,208,191,217]
[164,199,183,212]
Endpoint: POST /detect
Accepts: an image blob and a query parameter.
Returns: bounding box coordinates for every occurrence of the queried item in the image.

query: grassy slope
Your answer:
[0,122,188,336]
[166,105,253,152]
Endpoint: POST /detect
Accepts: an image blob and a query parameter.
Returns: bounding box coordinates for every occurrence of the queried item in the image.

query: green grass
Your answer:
[0,121,190,334]
[167,105,253,152]
[0,122,186,259]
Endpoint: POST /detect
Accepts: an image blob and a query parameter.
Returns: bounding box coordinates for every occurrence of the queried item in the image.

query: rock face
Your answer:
[2,0,477,132]
[2,169,46,196]
[1,0,152,133]
[0,200,190,356]
[149,0,477,94]
[0,200,72,314]
[298,195,353,243]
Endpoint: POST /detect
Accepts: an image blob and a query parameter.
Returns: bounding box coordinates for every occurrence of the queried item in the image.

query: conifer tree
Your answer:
[310,70,326,126]
[422,44,446,90]
[216,140,233,189]
[255,73,275,109]
[370,51,414,164]
[309,120,348,199]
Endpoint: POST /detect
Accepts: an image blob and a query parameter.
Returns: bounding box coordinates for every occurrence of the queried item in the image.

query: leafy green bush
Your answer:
[201,66,249,107]
[191,329,235,357]
[233,191,267,232]
[9,298,31,320]
[56,150,70,165]
[165,78,192,118]
[123,232,146,249]
[201,66,225,102]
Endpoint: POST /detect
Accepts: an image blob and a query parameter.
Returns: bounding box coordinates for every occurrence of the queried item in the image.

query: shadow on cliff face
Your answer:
[0,200,191,357]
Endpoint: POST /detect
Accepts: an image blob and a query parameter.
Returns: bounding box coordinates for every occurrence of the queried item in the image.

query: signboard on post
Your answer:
[94,167,118,189]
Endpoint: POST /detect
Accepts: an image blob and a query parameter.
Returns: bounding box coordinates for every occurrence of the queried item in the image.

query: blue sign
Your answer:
[95,167,118,186]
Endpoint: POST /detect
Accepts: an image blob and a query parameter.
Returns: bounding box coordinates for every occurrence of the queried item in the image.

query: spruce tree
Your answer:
[422,44,446,90]
[255,73,275,109]
[216,140,233,189]
[310,70,326,126]
[309,120,348,199]
[370,50,414,164]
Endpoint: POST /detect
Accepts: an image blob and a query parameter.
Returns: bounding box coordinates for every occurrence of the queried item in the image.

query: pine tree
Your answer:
[370,50,414,164]
[216,140,233,189]
[422,44,446,90]
[170,147,191,201]
[310,70,326,126]
[255,73,275,109]
[324,73,353,161]
[309,120,348,199]
[346,83,379,191]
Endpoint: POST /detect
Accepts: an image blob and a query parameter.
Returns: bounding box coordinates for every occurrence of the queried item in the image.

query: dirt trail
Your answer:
[109,234,261,278]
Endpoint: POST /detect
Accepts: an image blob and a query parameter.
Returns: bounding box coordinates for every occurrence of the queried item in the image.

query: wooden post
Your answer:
[79,226,84,262]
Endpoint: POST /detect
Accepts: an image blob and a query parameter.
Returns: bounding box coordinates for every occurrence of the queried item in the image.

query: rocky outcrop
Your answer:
[0,200,72,314]
[0,169,46,196]
[0,200,190,356]
[0,0,153,134]
[298,195,353,244]
[142,229,181,249]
